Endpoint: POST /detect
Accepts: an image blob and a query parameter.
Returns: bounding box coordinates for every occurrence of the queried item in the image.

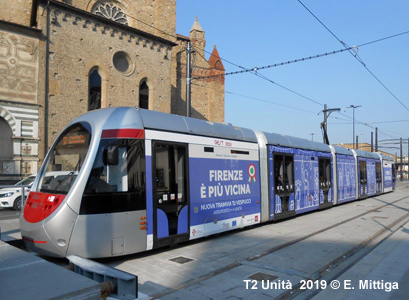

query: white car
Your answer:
[0,171,75,211]
[0,175,36,210]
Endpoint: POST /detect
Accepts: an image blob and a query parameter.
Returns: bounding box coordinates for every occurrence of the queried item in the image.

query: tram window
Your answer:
[325,159,331,184]
[274,155,284,187]
[319,158,331,185]
[204,147,214,153]
[319,159,325,182]
[376,163,382,178]
[154,143,186,204]
[80,139,146,214]
[231,150,249,155]
[84,139,145,195]
[40,123,91,194]
[284,156,294,186]
[360,161,367,181]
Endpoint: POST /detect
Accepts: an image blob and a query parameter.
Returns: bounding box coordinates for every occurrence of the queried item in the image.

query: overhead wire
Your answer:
[193,47,354,80]
[192,45,325,107]
[193,30,409,81]
[297,0,409,112]
[356,30,409,48]
[124,8,408,141]
[126,9,409,115]
[225,91,318,114]
[192,45,402,138]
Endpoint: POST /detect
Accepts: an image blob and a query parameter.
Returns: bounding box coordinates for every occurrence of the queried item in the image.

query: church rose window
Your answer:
[92,2,128,25]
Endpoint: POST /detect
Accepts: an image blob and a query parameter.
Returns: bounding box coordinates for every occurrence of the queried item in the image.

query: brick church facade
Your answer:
[0,0,225,181]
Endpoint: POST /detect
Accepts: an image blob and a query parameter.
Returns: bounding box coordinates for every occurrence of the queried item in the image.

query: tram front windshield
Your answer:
[39,123,91,194]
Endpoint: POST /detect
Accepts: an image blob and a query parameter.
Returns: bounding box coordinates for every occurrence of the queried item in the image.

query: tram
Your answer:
[20,107,396,258]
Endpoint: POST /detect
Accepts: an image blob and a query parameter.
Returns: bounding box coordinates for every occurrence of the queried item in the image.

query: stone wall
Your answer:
[171,19,225,123]
[35,2,175,158]
[0,0,33,27]
[52,0,176,42]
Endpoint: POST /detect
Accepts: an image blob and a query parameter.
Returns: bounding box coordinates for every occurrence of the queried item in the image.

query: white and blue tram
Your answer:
[20,107,396,258]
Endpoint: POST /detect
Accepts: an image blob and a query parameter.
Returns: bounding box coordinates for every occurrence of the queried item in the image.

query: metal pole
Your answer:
[321,105,340,145]
[375,127,378,152]
[348,105,361,149]
[44,1,51,157]
[352,108,355,149]
[371,132,373,152]
[356,135,359,150]
[400,137,403,181]
[186,41,192,117]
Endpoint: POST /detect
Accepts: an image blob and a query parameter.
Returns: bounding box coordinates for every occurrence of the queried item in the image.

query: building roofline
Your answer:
[176,33,190,41]
[41,0,177,47]
[0,19,42,37]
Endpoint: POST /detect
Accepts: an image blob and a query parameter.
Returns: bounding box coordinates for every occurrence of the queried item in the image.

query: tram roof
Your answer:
[353,149,381,159]
[139,108,258,142]
[376,152,395,162]
[331,145,355,156]
[261,132,332,153]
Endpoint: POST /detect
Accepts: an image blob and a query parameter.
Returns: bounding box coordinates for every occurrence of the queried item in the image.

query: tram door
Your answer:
[376,162,382,194]
[273,154,295,219]
[359,161,367,198]
[319,157,332,208]
[153,142,189,246]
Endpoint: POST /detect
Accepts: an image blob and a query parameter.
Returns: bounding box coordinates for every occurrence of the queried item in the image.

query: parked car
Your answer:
[0,175,36,210]
[0,171,75,211]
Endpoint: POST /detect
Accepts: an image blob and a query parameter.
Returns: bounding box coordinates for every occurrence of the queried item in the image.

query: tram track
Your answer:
[281,210,409,299]
[151,188,409,299]
[4,187,407,299]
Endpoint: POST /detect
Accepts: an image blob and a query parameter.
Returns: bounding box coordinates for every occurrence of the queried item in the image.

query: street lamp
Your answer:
[347,105,361,149]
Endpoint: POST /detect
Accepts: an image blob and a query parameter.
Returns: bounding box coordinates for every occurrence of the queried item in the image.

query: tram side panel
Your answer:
[336,154,357,204]
[382,161,395,192]
[188,143,261,240]
[357,158,368,199]
[366,159,378,197]
[269,146,334,221]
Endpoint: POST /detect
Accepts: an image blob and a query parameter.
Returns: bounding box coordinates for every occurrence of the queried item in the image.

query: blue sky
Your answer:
[176,0,409,156]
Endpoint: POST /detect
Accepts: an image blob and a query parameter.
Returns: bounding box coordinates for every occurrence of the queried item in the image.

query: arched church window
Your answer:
[89,69,101,111]
[0,117,13,160]
[139,80,149,109]
[92,2,128,25]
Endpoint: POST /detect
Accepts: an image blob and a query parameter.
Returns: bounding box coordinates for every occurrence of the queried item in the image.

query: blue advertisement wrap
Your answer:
[358,158,379,197]
[366,160,377,196]
[383,165,394,191]
[337,154,357,203]
[189,157,261,227]
[269,146,333,219]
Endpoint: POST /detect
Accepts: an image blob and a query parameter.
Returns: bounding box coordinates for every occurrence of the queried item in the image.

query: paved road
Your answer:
[0,209,21,241]
[0,208,21,221]
[1,183,408,299]
[101,182,409,299]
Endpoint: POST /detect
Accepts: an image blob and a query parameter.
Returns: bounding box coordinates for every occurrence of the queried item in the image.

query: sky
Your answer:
[175,0,409,156]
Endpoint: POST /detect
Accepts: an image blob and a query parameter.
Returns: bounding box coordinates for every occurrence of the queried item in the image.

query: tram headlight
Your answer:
[57,239,67,247]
